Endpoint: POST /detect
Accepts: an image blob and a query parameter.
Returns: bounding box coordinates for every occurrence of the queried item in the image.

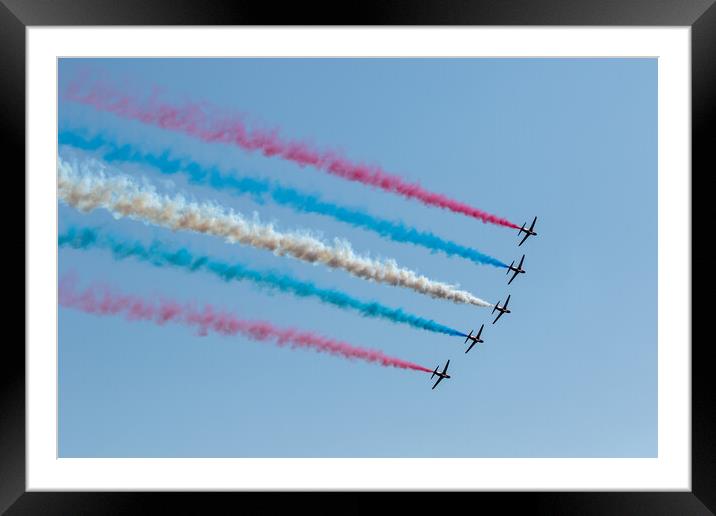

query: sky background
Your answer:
[57,58,657,458]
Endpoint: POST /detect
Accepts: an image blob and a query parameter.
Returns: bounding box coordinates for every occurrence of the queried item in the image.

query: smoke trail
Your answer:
[58,157,492,307]
[59,276,433,373]
[59,226,467,337]
[65,82,520,228]
[59,130,508,268]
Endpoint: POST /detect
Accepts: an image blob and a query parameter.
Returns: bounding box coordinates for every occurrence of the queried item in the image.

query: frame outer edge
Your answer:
[692,1,716,513]
[0,0,27,514]
[5,0,714,512]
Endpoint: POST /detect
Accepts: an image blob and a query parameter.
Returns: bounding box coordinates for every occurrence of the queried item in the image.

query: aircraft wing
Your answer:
[466,342,475,354]
[518,232,530,246]
[518,254,525,269]
[432,376,444,390]
[529,217,537,232]
[504,295,511,308]
[508,269,519,285]
[442,360,450,374]
[492,310,504,324]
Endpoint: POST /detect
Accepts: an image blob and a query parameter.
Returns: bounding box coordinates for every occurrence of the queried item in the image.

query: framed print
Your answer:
[5,0,713,512]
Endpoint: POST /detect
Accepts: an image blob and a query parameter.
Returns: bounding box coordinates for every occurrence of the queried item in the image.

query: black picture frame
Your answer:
[5,0,712,513]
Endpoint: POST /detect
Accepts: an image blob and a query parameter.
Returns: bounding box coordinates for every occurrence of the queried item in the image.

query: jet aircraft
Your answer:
[491,295,512,324]
[506,254,526,285]
[431,360,451,390]
[517,217,538,246]
[464,324,485,354]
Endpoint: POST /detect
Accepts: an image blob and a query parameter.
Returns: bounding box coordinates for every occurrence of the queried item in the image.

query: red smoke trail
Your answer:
[65,81,519,229]
[59,276,433,373]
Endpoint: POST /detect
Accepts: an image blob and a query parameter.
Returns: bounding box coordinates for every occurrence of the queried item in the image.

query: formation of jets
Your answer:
[430,216,538,390]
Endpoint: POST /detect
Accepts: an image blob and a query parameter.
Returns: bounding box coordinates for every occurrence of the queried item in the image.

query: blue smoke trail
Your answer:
[59,226,467,337]
[59,130,507,268]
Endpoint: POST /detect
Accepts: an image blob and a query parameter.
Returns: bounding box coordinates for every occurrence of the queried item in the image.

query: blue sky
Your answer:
[58,58,657,458]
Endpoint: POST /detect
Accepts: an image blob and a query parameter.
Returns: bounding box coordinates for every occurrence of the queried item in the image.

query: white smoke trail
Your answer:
[57,157,493,307]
